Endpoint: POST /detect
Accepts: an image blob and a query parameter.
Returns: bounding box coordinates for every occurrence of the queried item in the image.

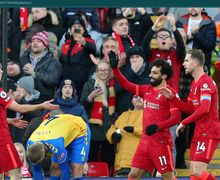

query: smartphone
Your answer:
[74,28,81,34]
[95,86,101,90]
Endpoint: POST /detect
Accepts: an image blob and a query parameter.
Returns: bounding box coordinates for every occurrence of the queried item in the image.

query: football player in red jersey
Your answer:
[161,49,220,180]
[109,49,180,180]
[0,64,58,180]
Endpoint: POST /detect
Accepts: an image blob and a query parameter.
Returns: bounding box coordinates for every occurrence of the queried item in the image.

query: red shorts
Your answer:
[190,137,219,163]
[0,136,22,174]
[131,139,174,174]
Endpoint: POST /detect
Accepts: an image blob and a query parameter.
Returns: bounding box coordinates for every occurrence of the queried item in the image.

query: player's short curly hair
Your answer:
[152,59,173,80]
[26,142,46,164]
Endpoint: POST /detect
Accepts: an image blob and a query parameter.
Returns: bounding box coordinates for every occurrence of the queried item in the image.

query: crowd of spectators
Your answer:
[3,7,220,177]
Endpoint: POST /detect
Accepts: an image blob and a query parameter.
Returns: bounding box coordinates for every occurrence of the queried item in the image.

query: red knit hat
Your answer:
[31,31,48,48]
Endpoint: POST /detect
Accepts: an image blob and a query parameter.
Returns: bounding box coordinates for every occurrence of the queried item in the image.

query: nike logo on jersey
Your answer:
[161,166,167,171]
[156,93,162,100]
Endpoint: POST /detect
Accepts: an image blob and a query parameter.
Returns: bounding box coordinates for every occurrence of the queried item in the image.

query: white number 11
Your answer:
[159,156,167,166]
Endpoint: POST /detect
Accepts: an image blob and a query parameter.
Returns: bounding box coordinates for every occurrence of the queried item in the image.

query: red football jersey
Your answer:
[139,85,179,145]
[113,69,181,146]
[186,74,220,139]
[0,88,22,174]
[0,88,13,144]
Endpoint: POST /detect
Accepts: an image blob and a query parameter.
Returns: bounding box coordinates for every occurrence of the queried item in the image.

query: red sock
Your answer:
[190,175,199,180]
[128,178,135,180]
[199,171,217,180]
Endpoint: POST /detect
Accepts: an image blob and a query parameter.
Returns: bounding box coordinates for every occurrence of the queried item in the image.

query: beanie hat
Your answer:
[69,16,86,30]
[31,31,48,48]
[7,59,21,69]
[17,76,35,94]
[126,46,146,61]
[59,79,75,90]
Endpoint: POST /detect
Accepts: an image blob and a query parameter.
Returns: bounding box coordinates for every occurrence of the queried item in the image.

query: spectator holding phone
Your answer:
[60,15,97,99]
[80,61,116,174]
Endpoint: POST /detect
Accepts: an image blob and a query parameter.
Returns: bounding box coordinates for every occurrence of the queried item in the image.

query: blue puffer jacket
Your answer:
[54,95,88,123]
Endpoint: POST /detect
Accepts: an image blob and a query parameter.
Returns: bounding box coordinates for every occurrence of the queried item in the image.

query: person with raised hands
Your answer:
[108,51,180,180]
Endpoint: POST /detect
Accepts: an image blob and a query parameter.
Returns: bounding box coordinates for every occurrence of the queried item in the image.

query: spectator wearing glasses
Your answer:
[142,14,185,93]
[142,14,185,169]
[80,61,116,174]
[91,44,151,115]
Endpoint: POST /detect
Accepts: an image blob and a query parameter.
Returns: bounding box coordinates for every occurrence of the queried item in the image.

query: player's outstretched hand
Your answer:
[176,123,185,137]
[42,99,60,110]
[7,116,28,129]
[160,87,174,99]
